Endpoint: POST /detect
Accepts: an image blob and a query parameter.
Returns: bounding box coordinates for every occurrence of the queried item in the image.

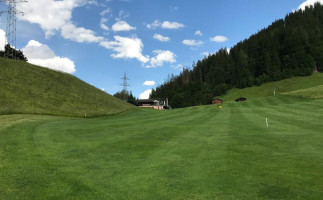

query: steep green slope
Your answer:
[0,58,134,117]
[218,73,323,101]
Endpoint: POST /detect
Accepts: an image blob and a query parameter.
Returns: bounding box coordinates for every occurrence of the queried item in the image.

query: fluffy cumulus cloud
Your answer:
[153,34,170,42]
[147,50,176,68]
[143,81,156,86]
[146,20,184,30]
[298,0,323,10]
[61,23,104,43]
[161,21,184,29]
[100,36,149,63]
[100,37,176,67]
[22,40,76,73]
[182,39,204,46]
[139,89,152,99]
[18,0,104,44]
[18,0,81,37]
[112,21,136,32]
[0,29,6,51]
[146,20,161,29]
[195,30,203,36]
[210,35,228,43]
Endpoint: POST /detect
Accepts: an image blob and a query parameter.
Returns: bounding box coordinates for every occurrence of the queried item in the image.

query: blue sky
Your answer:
[0,0,320,98]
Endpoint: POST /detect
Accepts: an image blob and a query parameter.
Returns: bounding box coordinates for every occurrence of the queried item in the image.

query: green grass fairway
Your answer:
[282,85,323,99]
[217,73,323,101]
[0,58,134,117]
[1,95,323,199]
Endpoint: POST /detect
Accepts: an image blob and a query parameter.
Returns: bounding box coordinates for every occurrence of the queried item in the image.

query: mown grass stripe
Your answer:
[242,98,323,132]
[1,96,323,199]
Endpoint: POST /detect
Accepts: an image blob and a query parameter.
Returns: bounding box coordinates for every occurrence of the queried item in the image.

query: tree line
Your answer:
[150,3,323,108]
[113,90,137,105]
[0,44,27,61]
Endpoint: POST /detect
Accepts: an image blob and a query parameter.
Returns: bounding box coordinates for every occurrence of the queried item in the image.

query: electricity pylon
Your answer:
[0,0,27,58]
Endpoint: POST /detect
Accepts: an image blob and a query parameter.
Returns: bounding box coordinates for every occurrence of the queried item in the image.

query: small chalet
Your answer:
[212,99,223,104]
[235,97,247,102]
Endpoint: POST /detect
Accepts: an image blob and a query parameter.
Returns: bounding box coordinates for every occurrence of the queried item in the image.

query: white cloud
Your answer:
[100,8,111,16]
[210,35,228,43]
[0,29,6,51]
[86,0,99,6]
[28,57,76,74]
[182,39,204,46]
[100,17,110,31]
[146,50,176,68]
[100,36,150,63]
[161,21,184,29]
[22,40,76,74]
[115,10,130,21]
[27,40,42,47]
[146,20,161,29]
[195,30,203,36]
[143,81,156,86]
[146,20,184,30]
[139,89,152,99]
[298,0,323,10]
[100,38,176,67]
[101,24,110,31]
[17,0,81,38]
[101,17,108,24]
[18,0,105,45]
[23,40,55,59]
[112,21,136,32]
[153,34,170,42]
[61,23,104,43]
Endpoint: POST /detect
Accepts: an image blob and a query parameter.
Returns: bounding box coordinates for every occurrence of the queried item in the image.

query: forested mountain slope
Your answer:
[151,3,323,108]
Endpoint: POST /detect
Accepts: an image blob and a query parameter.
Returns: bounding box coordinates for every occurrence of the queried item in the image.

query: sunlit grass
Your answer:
[0,96,322,199]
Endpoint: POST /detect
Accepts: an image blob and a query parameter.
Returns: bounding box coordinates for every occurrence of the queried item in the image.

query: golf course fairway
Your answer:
[1,95,322,199]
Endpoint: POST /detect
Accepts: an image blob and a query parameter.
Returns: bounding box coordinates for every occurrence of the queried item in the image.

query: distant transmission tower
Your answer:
[121,72,130,100]
[0,0,27,59]
[121,72,130,92]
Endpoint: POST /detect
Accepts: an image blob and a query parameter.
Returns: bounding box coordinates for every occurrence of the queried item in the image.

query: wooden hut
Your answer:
[212,99,223,104]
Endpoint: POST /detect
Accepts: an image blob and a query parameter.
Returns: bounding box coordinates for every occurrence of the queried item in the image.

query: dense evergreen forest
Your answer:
[150,3,323,108]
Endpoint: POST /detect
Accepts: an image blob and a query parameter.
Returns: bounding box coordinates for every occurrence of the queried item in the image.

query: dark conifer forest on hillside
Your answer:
[150,3,323,108]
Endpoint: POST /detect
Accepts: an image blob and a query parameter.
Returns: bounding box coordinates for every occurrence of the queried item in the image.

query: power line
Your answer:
[0,0,27,59]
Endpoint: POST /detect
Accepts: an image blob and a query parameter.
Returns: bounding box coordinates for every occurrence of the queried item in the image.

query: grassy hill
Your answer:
[217,72,323,101]
[0,73,323,199]
[0,58,134,117]
[282,85,323,99]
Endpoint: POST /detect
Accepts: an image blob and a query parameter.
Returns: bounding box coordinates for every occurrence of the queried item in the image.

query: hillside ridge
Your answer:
[0,58,134,117]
